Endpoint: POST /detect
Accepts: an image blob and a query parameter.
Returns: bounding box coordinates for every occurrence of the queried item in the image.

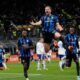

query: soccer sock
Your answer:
[2,62,7,69]
[76,62,79,76]
[43,60,46,69]
[24,63,28,78]
[62,60,66,69]
[77,76,80,80]
[79,58,80,62]
[59,61,63,69]
[48,57,51,62]
[37,61,40,69]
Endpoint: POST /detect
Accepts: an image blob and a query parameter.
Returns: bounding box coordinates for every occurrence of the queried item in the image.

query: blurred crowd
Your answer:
[0,0,80,40]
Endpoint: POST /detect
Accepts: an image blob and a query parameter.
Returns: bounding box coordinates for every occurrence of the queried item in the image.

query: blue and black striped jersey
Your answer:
[0,48,4,63]
[41,15,58,32]
[18,37,33,57]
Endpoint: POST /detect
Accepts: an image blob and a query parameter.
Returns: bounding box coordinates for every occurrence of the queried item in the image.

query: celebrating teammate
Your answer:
[18,30,33,80]
[0,45,7,70]
[65,27,80,80]
[78,37,80,62]
[31,6,63,53]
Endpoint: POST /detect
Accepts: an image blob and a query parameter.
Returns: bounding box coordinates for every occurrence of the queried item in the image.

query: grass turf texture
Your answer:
[0,61,77,80]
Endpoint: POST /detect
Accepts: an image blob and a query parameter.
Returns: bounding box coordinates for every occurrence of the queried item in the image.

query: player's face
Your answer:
[69,28,75,34]
[22,31,27,37]
[45,7,52,15]
[70,29,74,34]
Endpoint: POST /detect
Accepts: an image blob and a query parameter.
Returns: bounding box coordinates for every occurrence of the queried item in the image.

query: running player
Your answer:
[18,30,33,80]
[36,38,47,70]
[0,45,7,70]
[31,6,63,53]
[78,37,80,62]
[65,27,80,80]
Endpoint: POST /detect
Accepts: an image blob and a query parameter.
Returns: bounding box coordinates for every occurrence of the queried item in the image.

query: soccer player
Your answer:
[0,45,7,70]
[47,50,52,63]
[18,30,33,80]
[36,38,47,70]
[31,6,63,53]
[65,27,80,80]
[78,37,80,62]
[58,41,66,71]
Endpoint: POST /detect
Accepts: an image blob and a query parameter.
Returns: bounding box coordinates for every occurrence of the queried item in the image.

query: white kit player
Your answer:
[36,38,47,70]
[47,50,52,62]
[58,41,66,70]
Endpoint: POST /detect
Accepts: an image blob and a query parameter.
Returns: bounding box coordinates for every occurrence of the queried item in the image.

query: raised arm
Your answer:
[56,22,63,31]
[54,16,63,31]
[31,20,42,26]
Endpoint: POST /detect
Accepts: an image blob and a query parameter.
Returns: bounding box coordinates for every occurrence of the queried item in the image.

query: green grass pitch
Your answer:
[0,61,77,80]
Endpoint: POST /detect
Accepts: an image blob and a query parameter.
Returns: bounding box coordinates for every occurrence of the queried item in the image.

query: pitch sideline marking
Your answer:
[0,73,42,79]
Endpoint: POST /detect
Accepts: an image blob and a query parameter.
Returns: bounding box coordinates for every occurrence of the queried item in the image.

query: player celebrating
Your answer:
[58,41,66,71]
[0,45,4,70]
[0,45,7,70]
[18,30,33,80]
[78,37,80,62]
[31,6,63,53]
[65,28,80,80]
[36,38,47,70]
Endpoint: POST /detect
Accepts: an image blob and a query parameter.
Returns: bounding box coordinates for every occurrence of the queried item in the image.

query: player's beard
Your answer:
[23,36,26,38]
[45,12,51,16]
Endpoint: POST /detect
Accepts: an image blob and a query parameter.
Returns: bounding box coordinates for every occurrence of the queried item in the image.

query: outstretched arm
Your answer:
[31,20,42,26]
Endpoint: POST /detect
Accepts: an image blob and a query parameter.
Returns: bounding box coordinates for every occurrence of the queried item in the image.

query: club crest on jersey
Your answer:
[26,40,29,43]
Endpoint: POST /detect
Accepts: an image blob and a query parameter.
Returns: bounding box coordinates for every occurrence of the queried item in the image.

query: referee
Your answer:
[18,30,33,80]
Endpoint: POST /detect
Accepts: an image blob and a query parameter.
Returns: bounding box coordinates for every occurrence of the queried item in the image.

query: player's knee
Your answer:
[66,61,71,67]
[44,43,50,52]
[66,64,71,67]
[24,63,27,68]
[66,59,69,62]
[74,59,79,63]
[26,66,29,70]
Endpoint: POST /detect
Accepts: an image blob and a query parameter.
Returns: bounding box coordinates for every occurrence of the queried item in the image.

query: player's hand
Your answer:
[30,21,35,26]
[57,24,63,31]
[68,46,74,51]
[22,44,29,49]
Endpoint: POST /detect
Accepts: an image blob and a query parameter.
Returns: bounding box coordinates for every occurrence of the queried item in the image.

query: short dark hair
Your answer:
[45,5,52,10]
[22,30,27,33]
[69,27,75,32]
